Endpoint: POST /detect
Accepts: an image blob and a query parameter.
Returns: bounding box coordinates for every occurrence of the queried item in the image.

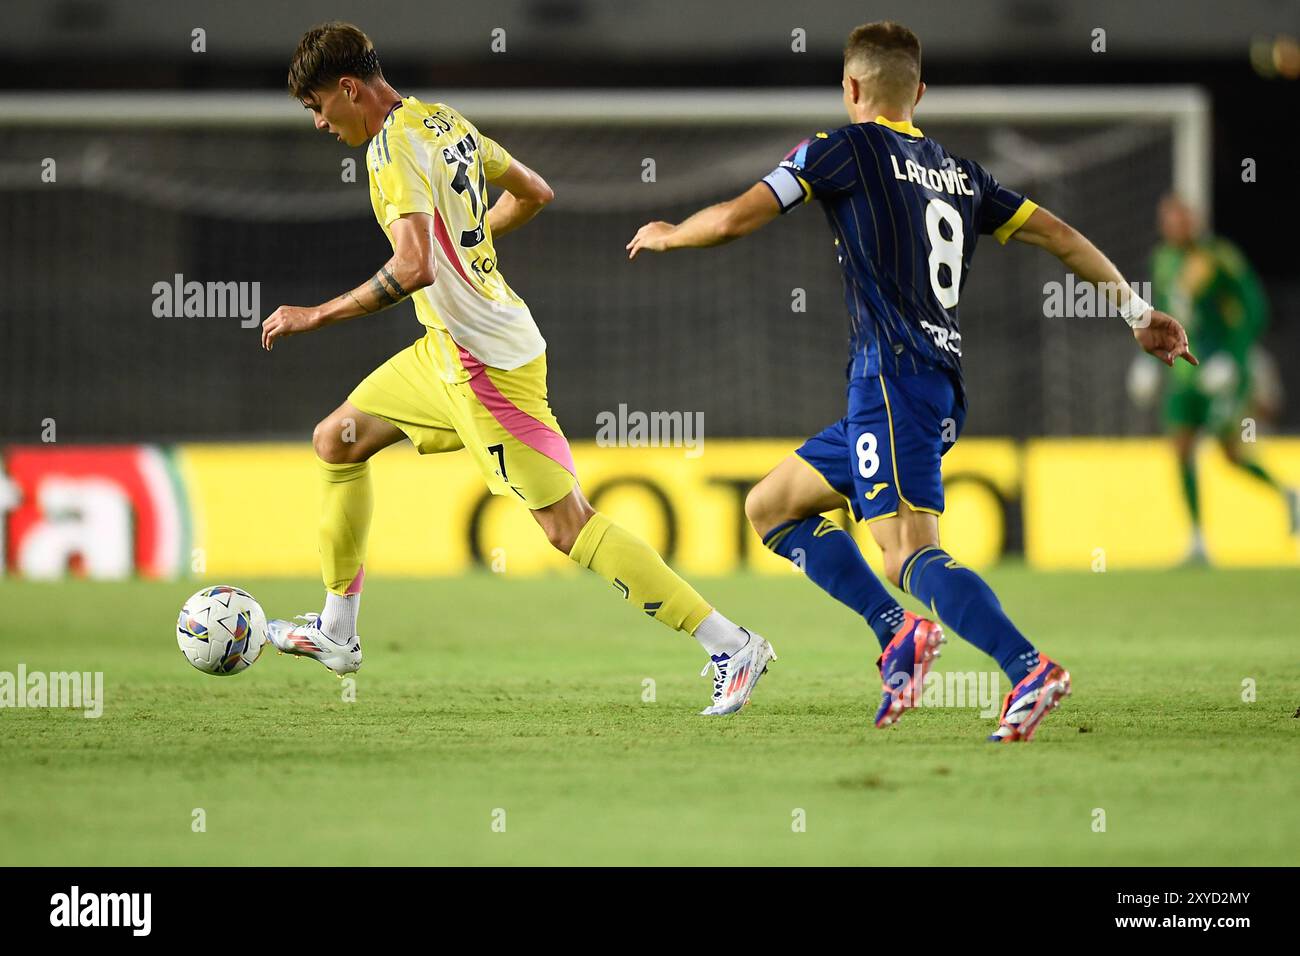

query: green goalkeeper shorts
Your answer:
[1163,381,1249,435]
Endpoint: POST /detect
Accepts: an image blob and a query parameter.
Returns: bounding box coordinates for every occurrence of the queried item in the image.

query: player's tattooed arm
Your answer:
[364,265,411,310]
[331,259,416,317]
[627,183,781,259]
[1012,206,1197,367]
[261,213,437,351]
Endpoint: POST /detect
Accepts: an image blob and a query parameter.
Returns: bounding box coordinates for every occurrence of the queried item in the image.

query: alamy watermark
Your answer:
[1042,275,1153,321]
[887,668,1003,717]
[152,273,261,327]
[49,886,150,936]
[0,665,103,718]
[595,404,704,458]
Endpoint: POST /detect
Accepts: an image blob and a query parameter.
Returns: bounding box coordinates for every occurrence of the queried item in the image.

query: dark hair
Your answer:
[843,21,922,103]
[288,21,382,100]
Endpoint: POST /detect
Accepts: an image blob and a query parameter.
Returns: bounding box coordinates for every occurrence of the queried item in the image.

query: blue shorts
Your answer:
[796,368,966,523]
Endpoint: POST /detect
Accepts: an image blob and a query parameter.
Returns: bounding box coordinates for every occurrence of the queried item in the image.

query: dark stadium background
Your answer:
[2,0,1296,441]
[3,0,1299,876]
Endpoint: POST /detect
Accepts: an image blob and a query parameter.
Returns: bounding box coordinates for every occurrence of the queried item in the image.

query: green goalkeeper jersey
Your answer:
[1151,236,1269,386]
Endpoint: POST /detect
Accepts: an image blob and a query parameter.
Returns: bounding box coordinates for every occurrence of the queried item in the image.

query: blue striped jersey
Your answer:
[762,117,1037,401]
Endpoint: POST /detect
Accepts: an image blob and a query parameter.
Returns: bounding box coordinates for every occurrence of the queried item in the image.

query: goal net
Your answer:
[0,87,1208,442]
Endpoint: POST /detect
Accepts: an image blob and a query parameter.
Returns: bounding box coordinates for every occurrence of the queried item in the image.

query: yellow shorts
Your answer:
[349,330,578,510]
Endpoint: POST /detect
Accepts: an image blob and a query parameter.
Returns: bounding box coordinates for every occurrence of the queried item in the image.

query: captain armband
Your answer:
[761,166,808,214]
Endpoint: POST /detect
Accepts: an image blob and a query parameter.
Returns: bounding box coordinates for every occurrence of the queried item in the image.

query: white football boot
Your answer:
[699,628,777,715]
[266,612,362,676]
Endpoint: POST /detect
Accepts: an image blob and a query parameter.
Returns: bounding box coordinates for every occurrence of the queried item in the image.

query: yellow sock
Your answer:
[568,512,712,633]
[318,458,372,595]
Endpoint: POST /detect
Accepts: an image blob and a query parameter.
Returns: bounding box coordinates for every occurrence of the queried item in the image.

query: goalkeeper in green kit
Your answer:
[1131,194,1297,561]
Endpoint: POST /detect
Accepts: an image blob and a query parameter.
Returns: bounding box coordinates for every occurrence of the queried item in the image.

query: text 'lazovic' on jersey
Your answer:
[762,117,1037,402]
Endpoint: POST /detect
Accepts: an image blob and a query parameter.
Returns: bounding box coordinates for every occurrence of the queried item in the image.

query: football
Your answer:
[176,585,268,676]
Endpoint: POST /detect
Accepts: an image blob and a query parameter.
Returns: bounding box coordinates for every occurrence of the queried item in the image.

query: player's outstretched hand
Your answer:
[261,305,323,351]
[1133,310,1198,367]
[626,221,675,260]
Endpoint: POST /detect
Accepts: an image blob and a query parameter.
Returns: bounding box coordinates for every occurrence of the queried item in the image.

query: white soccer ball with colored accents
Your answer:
[176,585,268,676]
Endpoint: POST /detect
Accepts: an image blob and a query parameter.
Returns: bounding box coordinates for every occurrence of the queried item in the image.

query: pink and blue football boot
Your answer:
[873,611,946,728]
[987,656,1071,742]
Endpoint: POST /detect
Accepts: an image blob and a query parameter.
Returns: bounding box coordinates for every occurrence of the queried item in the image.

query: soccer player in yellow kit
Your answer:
[260,21,775,715]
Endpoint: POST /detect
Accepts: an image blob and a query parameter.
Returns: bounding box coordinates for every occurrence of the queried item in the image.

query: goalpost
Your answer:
[0,86,1211,206]
[0,86,1210,210]
[0,87,1209,441]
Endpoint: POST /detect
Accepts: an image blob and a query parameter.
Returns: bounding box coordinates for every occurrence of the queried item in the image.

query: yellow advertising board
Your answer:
[26,435,1285,581]
[1024,438,1300,568]
[177,437,1016,578]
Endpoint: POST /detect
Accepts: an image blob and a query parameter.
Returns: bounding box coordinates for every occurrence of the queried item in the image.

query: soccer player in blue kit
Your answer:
[628,21,1196,741]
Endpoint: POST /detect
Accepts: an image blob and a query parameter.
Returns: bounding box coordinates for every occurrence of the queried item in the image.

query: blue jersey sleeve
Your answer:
[967,160,1038,244]
[762,131,856,213]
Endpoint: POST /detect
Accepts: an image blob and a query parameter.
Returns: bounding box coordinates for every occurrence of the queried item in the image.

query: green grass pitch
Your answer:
[0,566,1295,866]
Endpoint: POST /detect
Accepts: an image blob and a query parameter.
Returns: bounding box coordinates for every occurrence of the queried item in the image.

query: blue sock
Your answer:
[764,517,904,649]
[901,546,1039,684]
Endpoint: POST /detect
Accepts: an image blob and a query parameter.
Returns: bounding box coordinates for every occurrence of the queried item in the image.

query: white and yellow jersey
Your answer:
[367,96,544,379]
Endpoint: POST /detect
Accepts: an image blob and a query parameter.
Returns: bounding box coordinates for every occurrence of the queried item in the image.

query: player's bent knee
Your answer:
[312,420,339,463]
[543,522,577,554]
[744,482,783,539]
[743,485,768,535]
[536,495,596,554]
[313,417,358,465]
